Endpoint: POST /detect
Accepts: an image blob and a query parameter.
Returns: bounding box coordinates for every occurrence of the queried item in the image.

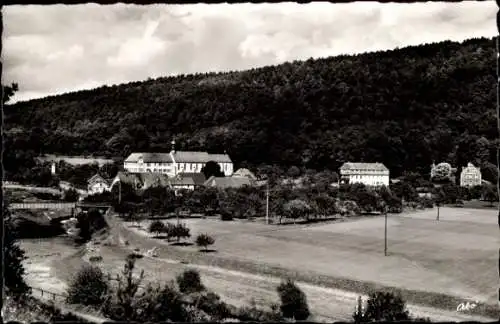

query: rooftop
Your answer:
[340,162,389,172]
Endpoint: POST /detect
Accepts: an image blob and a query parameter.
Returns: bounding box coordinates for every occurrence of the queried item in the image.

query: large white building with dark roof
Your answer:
[123,140,233,177]
[339,162,390,187]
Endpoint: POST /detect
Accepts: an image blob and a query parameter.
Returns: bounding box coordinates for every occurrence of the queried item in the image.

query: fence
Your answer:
[30,286,67,303]
[10,202,76,210]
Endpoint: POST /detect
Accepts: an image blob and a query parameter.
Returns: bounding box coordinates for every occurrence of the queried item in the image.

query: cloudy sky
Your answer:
[2,1,497,103]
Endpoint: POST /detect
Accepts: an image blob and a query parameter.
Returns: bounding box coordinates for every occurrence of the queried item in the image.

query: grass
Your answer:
[116,207,498,319]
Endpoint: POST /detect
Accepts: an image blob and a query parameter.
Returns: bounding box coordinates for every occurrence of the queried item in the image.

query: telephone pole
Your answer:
[118,180,122,204]
[266,183,270,225]
[384,206,388,256]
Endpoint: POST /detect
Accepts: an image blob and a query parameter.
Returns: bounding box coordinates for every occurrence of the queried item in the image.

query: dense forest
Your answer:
[3,37,497,180]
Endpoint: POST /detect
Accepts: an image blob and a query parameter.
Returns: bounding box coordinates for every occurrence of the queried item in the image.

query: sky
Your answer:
[2,1,497,103]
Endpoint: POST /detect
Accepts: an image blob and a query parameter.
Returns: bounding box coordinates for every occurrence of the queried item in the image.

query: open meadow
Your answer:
[127,207,498,309]
[18,207,499,321]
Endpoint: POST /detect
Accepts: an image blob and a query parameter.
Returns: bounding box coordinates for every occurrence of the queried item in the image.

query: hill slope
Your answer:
[4,37,497,177]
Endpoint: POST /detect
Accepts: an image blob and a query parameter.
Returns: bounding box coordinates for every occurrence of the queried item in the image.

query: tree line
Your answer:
[3,37,497,180]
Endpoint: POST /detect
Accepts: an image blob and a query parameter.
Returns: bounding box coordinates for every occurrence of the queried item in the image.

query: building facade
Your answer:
[339,162,390,187]
[87,174,111,195]
[460,163,482,187]
[123,140,233,177]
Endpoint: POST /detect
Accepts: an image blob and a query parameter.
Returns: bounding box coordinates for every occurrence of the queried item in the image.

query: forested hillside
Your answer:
[3,37,497,178]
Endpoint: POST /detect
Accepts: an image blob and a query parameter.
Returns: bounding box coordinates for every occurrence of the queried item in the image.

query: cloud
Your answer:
[2,1,496,103]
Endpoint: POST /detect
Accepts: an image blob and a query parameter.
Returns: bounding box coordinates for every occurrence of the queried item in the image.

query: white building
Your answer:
[87,174,111,195]
[460,162,482,187]
[339,162,390,187]
[123,140,233,177]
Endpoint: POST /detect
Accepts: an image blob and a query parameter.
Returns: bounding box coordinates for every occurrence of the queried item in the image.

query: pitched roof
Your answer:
[340,162,389,172]
[177,172,206,186]
[88,173,109,185]
[169,176,196,186]
[172,151,232,163]
[204,176,252,189]
[207,153,232,163]
[136,173,170,188]
[233,168,257,180]
[124,153,173,163]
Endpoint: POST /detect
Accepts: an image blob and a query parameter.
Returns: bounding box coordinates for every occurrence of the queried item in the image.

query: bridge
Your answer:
[9,202,76,210]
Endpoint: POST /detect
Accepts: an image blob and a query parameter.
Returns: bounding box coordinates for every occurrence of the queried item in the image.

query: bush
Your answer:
[134,283,189,322]
[276,279,310,320]
[177,269,205,294]
[66,264,108,306]
[171,223,191,243]
[220,212,233,221]
[196,291,232,320]
[148,220,165,237]
[354,291,410,322]
[4,209,31,299]
[195,233,215,252]
[102,256,145,321]
[63,188,79,202]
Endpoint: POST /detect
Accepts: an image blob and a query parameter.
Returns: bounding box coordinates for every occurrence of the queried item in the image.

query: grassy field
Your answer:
[129,207,498,308]
[18,207,498,321]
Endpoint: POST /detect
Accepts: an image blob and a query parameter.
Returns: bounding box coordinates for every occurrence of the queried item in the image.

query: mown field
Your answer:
[18,207,499,321]
[130,207,498,308]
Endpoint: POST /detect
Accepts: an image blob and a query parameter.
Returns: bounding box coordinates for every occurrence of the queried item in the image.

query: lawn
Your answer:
[128,207,498,310]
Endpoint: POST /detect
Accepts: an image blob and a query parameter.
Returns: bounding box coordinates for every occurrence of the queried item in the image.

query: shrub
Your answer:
[196,233,215,252]
[220,212,233,221]
[4,210,31,299]
[354,291,410,322]
[66,264,108,306]
[196,291,232,320]
[133,283,189,322]
[276,279,310,320]
[177,269,205,294]
[102,256,145,321]
[63,188,79,202]
[148,220,165,237]
[171,223,191,243]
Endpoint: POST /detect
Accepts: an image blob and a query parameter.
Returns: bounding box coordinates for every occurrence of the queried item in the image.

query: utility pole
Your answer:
[266,183,270,225]
[384,205,388,256]
[118,180,122,205]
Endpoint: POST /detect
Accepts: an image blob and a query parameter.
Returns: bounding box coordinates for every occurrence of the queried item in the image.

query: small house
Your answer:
[87,174,111,195]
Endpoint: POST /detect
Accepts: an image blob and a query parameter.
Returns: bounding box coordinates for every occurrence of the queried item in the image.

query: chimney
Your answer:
[171,139,176,154]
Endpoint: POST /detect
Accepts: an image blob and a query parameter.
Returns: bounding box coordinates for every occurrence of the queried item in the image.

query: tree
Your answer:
[195,233,215,252]
[276,279,310,320]
[63,188,79,202]
[348,184,380,212]
[313,193,336,218]
[102,256,145,321]
[283,199,313,223]
[287,166,301,179]
[201,161,224,179]
[176,269,205,294]
[354,291,410,322]
[162,222,176,242]
[171,223,191,243]
[148,220,165,237]
[431,162,453,183]
[4,205,31,299]
[481,162,498,184]
[66,264,109,306]
[482,185,498,206]
[3,82,19,104]
[139,283,188,322]
[196,291,231,321]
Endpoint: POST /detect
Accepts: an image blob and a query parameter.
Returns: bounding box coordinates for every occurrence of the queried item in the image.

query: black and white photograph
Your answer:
[2,1,499,322]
